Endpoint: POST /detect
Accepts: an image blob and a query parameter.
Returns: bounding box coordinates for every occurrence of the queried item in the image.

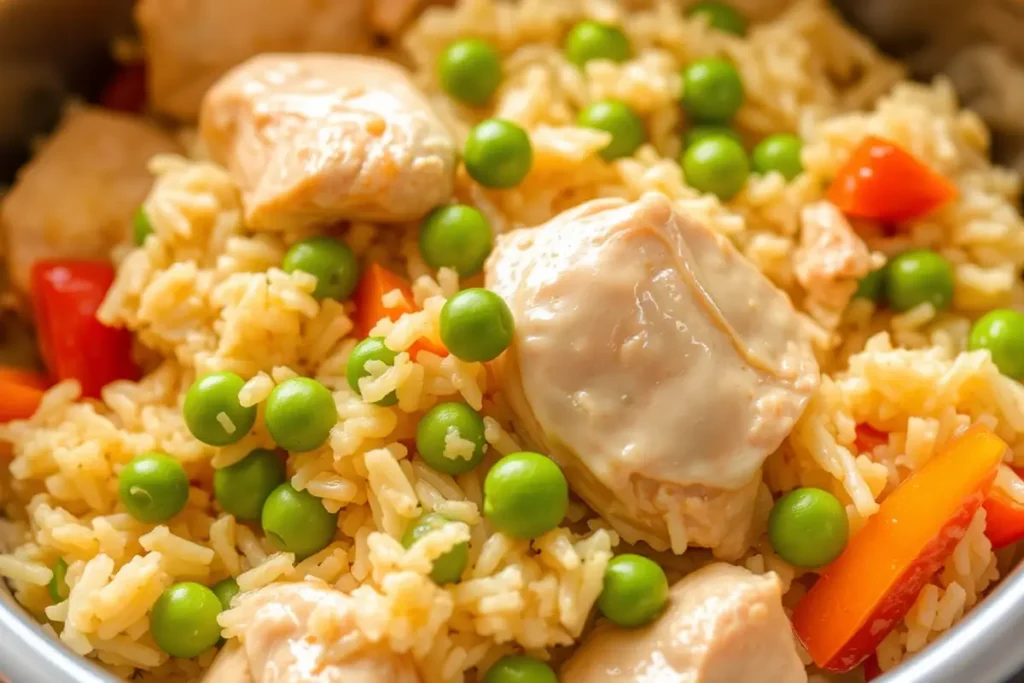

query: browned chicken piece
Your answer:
[0,106,180,295]
[794,201,877,311]
[200,54,457,230]
[136,0,442,122]
[561,564,808,683]
[486,193,820,559]
[204,582,421,683]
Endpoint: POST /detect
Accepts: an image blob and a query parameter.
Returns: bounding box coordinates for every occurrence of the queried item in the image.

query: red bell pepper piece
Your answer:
[826,136,957,223]
[0,367,50,422]
[982,465,1024,550]
[31,260,139,398]
[863,653,884,681]
[854,423,888,453]
[352,263,448,359]
[99,63,148,114]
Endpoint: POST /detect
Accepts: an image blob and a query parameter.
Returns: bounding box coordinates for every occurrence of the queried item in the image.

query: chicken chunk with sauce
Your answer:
[136,0,441,121]
[561,563,807,683]
[794,201,879,313]
[485,193,820,559]
[0,106,180,295]
[203,582,420,683]
[200,54,457,231]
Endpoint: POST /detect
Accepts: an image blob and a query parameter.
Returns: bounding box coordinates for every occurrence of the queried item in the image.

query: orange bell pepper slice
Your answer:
[0,367,50,422]
[826,136,957,223]
[792,424,1007,673]
[982,465,1024,550]
[352,263,447,358]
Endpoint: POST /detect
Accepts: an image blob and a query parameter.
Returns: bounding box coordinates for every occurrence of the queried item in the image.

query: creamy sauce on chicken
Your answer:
[487,193,819,555]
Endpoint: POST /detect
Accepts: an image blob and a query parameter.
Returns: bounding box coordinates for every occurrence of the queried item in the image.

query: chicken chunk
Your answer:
[794,201,877,311]
[0,106,179,295]
[486,193,819,559]
[200,54,457,231]
[561,563,807,683]
[204,582,421,683]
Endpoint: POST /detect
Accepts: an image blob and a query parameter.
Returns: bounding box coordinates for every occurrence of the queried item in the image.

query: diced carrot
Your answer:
[982,465,1024,550]
[352,263,447,358]
[792,424,1007,673]
[0,367,49,422]
[826,136,957,223]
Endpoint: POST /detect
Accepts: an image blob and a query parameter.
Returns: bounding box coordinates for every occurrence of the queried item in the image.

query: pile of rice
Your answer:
[2,0,1024,680]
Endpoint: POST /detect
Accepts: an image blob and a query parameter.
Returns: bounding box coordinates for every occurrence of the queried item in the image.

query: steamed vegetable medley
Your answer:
[3,1,1024,683]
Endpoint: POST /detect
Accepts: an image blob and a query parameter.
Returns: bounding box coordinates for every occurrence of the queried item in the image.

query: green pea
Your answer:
[210,578,240,611]
[420,204,493,277]
[48,558,69,603]
[597,554,669,628]
[463,119,533,189]
[439,288,515,362]
[751,133,803,181]
[264,377,338,452]
[281,237,359,301]
[183,372,257,447]
[682,135,749,200]
[854,267,886,302]
[438,38,503,106]
[118,452,190,523]
[884,249,955,313]
[563,20,631,67]
[768,487,849,569]
[483,452,568,539]
[150,582,223,659]
[213,448,286,521]
[346,337,399,407]
[681,57,744,124]
[684,124,742,150]
[482,655,558,683]
[577,99,647,161]
[401,512,469,585]
[132,206,154,246]
[416,402,487,475]
[685,1,747,35]
[261,483,338,559]
[968,309,1024,380]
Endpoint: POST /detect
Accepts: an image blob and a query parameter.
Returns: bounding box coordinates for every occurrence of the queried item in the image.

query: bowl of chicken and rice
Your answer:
[4,0,1024,682]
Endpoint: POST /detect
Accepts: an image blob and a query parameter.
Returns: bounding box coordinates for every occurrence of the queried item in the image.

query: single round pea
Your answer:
[681,57,744,123]
[752,133,803,181]
[685,1,747,35]
[968,309,1024,380]
[420,205,493,277]
[438,38,502,106]
[346,337,399,407]
[281,237,359,301]
[401,512,469,585]
[118,452,190,523]
[416,402,487,475]
[463,119,533,189]
[563,20,631,67]
[440,289,515,362]
[577,99,647,161]
[183,372,256,447]
[482,655,558,683]
[48,558,69,603]
[264,377,338,452]
[132,206,153,246]
[684,124,742,150]
[768,487,849,569]
[150,582,223,659]
[884,249,955,313]
[213,448,286,521]
[211,578,240,611]
[597,554,669,628]
[854,267,886,302]
[483,452,568,539]
[682,135,749,200]
[261,483,338,558]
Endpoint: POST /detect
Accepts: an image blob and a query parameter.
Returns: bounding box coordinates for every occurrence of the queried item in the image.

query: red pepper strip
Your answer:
[0,367,49,422]
[352,262,448,359]
[826,136,957,223]
[31,260,138,398]
[982,465,1024,550]
[99,64,148,114]
[862,653,884,681]
[792,424,1007,672]
[854,423,888,453]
